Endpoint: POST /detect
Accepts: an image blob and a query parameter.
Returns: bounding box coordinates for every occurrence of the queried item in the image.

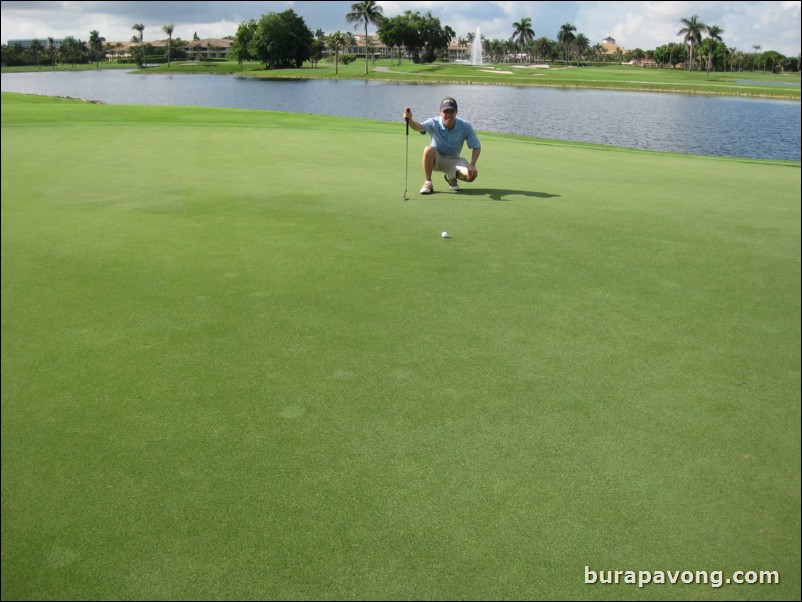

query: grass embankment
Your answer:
[248,61,801,99]
[2,92,800,600]
[3,59,800,99]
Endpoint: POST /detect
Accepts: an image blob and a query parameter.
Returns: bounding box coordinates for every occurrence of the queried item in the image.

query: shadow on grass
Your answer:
[448,188,561,201]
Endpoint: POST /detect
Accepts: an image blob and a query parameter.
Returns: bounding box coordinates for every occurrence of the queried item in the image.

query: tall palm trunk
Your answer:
[364,23,369,74]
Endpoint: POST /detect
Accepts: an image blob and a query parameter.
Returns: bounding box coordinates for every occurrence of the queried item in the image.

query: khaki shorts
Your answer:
[433,152,470,180]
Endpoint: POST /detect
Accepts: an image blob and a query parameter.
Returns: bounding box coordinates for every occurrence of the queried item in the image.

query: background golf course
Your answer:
[1,92,800,600]
[5,60,799,100]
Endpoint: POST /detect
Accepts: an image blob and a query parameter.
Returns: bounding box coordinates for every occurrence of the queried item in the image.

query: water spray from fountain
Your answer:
[469,27,483,65]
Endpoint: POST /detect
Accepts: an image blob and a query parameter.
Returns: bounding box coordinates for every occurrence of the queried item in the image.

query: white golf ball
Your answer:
[441,231,449,238]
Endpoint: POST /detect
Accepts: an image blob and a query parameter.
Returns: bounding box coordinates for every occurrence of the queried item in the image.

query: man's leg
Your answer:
[422,145,436,181]
[419,145,437,194]
[453,158,476,182]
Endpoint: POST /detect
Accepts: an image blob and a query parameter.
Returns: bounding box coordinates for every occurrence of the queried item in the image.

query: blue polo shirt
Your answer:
[420,116,481,157]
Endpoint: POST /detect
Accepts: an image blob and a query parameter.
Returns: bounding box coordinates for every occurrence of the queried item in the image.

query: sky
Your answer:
[2,1,800,56]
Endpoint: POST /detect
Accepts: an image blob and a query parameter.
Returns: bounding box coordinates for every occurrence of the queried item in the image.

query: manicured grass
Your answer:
[336,62,802,99]
[5,59,799,99]
[2,92,800,600]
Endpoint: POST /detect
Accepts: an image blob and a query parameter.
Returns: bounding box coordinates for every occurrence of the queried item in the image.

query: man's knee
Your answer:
[458,167,478,182]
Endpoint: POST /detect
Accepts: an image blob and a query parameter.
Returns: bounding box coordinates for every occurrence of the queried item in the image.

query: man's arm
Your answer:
[467,147,481,178]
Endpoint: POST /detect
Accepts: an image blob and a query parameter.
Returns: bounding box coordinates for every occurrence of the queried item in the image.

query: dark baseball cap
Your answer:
[440,97,458,112]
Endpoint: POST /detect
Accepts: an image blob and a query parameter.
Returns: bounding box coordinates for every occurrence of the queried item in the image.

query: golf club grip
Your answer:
[405,117,409,135]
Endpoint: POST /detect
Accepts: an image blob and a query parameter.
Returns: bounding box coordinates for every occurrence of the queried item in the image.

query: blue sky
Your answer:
[2,1,800,55]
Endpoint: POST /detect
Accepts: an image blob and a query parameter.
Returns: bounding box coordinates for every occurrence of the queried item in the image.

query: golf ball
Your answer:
[441,231,449,238]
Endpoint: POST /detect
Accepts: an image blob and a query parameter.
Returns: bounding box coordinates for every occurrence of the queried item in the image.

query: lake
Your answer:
[1,70,799,161]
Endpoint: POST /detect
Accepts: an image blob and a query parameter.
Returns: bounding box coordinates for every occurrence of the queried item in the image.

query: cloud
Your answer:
[574,1,801,54]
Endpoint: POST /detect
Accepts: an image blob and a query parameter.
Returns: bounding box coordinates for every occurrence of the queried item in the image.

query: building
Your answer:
[182,38,232,61]
[104,38,232,61]
[601,36,623,55]
[343,34,469,62]
[6,38,64,49]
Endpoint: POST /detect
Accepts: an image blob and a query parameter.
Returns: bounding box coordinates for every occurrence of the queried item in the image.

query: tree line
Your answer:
[2,27,207,69]
[2,1,798,74]
[477,13,796,72]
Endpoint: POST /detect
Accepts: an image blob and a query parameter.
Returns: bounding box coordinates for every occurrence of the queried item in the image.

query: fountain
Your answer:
[468,27,483,65]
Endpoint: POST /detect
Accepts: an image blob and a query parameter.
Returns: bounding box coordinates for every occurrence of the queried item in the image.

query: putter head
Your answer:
[401,194,409,201]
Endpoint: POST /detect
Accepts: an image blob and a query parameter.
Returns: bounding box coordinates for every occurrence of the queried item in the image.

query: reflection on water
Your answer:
[2,70,799,161]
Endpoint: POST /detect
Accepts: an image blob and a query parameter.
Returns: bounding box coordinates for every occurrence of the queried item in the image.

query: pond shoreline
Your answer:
[239,72,801,100]
[4,62,800,100]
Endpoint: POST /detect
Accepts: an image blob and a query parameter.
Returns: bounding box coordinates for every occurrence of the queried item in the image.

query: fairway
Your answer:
[2,93,800,600]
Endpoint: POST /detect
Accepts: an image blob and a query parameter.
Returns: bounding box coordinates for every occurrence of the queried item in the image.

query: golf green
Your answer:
[2,92,800,600]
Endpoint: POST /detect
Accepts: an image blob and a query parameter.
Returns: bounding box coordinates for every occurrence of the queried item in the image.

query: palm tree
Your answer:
[512,18,535,62]
[752,44,761,71]
[557,23,577,63]
[29,39,43,69]
[162,23,174,66]
[677,14,708,71]
[534,37,552,63]
[132,23,145,67]
[89,30,105,68]
[59,36,83,68]
[344,32,357,56]
[705,24,723,73]
[47,36,57,69]
[490,39,504,63]
[327,31,346,75]
[732,48,743,72]
[345,1,384,75]
[309,29,327,68]
[502,39,516,63]
[573,33,590,65]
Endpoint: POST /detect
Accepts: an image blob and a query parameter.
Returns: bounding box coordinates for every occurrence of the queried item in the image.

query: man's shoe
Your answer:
[420,181,434,194]
[444,174,460,192]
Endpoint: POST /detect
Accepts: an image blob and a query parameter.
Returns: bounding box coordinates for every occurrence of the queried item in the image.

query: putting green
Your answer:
[2,92,800,600]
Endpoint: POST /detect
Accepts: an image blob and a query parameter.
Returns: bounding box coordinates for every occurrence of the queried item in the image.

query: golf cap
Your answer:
[440,97,458,112]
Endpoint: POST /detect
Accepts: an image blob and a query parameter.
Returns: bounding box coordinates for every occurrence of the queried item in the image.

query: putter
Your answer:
[402,117,409,200]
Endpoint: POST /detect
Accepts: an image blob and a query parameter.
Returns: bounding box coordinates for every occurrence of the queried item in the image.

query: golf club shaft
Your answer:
[403,117,409,199]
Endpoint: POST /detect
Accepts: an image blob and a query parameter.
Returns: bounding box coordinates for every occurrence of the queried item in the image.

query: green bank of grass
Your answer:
[321,62,801,99]
[2,92,800,600]
[231,61,801,99]
[5,59,798,99]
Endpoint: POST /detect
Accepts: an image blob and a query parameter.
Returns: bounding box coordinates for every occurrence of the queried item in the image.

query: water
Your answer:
[469,27,483,66]
[2,70,799,161]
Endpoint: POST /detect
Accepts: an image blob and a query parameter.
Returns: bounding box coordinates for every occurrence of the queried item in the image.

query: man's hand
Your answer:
[403,107,425,133]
